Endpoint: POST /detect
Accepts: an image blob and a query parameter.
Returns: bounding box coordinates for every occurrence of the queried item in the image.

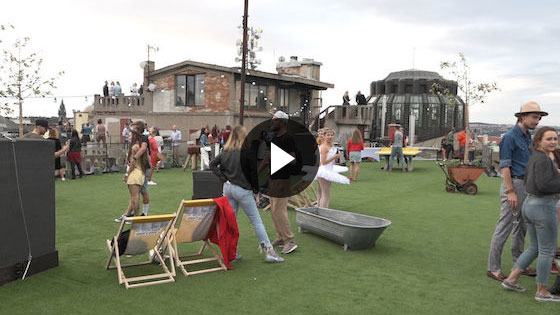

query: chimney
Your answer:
[276,56,322,81]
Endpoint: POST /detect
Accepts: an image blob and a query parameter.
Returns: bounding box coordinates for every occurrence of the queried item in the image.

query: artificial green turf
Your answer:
[1,161,557,314]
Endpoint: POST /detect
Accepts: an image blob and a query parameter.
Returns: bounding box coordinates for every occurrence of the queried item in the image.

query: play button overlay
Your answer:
[270,143,295,175]
[241,118,319,198]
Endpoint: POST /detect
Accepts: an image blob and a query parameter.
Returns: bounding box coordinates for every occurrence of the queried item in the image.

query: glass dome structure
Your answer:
[369,70,465,142]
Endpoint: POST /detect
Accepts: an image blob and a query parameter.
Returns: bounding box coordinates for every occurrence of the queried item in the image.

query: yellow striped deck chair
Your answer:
[170,199,227,276]
[105,214,176,289]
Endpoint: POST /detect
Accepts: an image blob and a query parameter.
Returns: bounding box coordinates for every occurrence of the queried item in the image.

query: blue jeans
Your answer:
[389,147,406,169]
[514,195,558,286]
[223,182,272,249]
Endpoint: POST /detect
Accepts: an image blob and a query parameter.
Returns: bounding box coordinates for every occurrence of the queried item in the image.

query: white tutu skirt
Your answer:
[333,165,348,173]
[316,166,350,184]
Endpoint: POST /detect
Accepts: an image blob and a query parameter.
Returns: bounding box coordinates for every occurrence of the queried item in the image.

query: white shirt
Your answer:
[170,130,182,147]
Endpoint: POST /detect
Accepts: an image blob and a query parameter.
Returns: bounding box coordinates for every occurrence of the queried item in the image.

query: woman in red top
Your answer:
[347,129,364,181]
[147,128,160,185]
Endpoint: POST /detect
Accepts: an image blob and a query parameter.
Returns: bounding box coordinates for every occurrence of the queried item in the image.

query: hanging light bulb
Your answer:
[54,97,57,103]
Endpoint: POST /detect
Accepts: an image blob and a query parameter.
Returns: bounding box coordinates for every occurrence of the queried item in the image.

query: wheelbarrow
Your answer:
[438,163,486,195]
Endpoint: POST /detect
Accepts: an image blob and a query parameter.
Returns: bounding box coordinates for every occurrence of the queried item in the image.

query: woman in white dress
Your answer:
[316,129,349,208]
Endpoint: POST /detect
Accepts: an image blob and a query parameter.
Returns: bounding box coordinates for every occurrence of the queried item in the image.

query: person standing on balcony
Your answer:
[130,83,138,96]
[486,101,547,282]
[103,81,109,97]
[81,122,92,144]
[95,119,108,148]
[114,81,122,97]
[170,125,182,167]
[342,91,350,105]
[355,91,367,105]
[109,81,115,98]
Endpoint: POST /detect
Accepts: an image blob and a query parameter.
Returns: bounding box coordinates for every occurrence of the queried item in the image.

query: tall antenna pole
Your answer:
[412,46,416,69]
[239,0,249,125]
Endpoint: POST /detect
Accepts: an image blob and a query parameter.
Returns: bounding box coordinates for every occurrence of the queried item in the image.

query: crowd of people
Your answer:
[19,99,560,298]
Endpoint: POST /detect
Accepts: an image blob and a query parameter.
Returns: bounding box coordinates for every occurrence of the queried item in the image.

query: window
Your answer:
[456,97,464,127]
[427,96,440,127]
[444,97,455,127]
[277,88,290,112]
[392,96,404,123]
[175,74,205,106]
[409,95,422,127]
[244,83,268,109]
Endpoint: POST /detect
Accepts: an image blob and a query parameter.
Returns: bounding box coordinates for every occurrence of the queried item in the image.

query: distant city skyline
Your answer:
[1,0,559,125]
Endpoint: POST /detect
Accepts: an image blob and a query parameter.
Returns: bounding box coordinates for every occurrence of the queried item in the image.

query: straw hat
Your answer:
[514,101,548,117]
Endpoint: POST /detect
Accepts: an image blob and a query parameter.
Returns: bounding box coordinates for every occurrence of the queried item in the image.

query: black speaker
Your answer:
[0,138,58,285]
[192,171,224,200]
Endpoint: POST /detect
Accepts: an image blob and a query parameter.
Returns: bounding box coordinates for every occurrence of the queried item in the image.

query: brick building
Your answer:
[90,57,333,144]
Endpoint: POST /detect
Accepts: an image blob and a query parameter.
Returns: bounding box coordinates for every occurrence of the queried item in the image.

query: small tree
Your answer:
[432,53,498,163]
[0,28,63,136]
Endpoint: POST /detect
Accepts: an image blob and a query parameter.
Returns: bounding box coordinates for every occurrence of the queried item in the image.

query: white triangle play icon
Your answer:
[270,143,295,175]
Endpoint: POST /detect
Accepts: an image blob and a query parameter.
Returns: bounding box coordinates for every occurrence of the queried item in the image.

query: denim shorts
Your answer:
[349,151,362,163]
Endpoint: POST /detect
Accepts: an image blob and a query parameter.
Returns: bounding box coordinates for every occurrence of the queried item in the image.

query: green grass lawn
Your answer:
[2,161,557,314]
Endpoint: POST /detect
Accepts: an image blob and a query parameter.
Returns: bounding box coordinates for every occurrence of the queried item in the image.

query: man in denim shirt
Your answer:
[487,101,547,282]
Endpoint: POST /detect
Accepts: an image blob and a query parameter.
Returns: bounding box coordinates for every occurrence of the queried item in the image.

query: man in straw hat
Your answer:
[487,101,548,282]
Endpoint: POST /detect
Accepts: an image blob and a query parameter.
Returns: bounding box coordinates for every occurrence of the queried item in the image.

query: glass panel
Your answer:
[456,100,464,127]
[444,98,454,127]
[429,103,440,127]
[392,103,402,123]
[257,85,267,109]
[175,76,186,106]
[410,103,422,127]
[186,75,195,106]
[195,74,205,106]
[244,83,250,107]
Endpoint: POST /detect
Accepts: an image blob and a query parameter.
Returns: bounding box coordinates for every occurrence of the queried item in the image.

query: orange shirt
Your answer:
[457,131,466,146]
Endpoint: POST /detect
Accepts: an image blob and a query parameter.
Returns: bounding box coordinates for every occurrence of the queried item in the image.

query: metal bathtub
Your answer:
[295,207,391,250]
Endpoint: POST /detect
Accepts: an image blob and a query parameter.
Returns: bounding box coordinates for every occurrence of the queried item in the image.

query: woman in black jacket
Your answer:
[502,127,560,302]
[210,126,283,263]
[67,130,85,179]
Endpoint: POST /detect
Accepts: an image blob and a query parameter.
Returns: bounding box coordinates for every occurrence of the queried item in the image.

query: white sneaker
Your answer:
[114,214,128,223]
[147,181,157,185]
[61,178,66,181]
[264,251,285,263]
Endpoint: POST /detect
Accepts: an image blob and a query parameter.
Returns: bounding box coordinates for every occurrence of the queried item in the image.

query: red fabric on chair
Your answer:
[206,196,239,269]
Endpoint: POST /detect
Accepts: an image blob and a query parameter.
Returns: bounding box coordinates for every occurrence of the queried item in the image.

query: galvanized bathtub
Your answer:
[295,207,391,250]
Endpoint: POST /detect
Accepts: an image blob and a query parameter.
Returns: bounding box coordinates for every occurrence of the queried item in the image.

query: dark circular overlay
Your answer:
[241,119,319,198]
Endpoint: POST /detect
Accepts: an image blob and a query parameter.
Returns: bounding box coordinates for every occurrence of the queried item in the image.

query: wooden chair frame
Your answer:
[170,199,227,277]
[106,214,176,289]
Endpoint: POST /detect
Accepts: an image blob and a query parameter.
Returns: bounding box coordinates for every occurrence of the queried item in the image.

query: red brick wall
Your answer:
[204,73,230,111]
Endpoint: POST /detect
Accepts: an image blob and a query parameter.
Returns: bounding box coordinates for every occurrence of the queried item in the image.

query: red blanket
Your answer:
[206,196,239,269]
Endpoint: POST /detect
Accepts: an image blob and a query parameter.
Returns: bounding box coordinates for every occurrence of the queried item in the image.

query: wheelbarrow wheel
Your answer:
[464,183,478,195]
[445,184,456,193]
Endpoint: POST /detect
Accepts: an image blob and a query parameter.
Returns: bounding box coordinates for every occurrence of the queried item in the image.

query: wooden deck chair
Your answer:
[105,214,176,289]
[170,199,227,276]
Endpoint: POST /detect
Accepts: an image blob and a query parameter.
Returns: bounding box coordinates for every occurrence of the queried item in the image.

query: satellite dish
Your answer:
[148,83,156,92]
[278,56,285,62]
[140,61,147,69]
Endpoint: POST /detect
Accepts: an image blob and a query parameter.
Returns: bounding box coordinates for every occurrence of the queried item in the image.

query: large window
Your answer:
[392,96,404,123]
[175,74,205,106]
[244,83,268,109]
[277,88,290,112]
[456,98,464,127]
[409,95,422,127]
[427,96,440,127]
[444,97,455,127]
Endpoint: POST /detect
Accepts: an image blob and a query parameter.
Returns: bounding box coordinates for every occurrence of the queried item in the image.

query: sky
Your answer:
[1,0,559,124]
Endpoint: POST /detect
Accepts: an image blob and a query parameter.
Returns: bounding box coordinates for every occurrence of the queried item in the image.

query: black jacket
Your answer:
[524,150,560,196]
[210,149,259,193]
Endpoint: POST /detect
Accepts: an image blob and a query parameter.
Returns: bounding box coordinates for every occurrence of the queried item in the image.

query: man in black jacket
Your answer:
[355,91,367,105]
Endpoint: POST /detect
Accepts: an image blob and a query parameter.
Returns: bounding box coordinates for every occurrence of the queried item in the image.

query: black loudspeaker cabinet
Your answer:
[192,170,224,200]
[0,138,59,286]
